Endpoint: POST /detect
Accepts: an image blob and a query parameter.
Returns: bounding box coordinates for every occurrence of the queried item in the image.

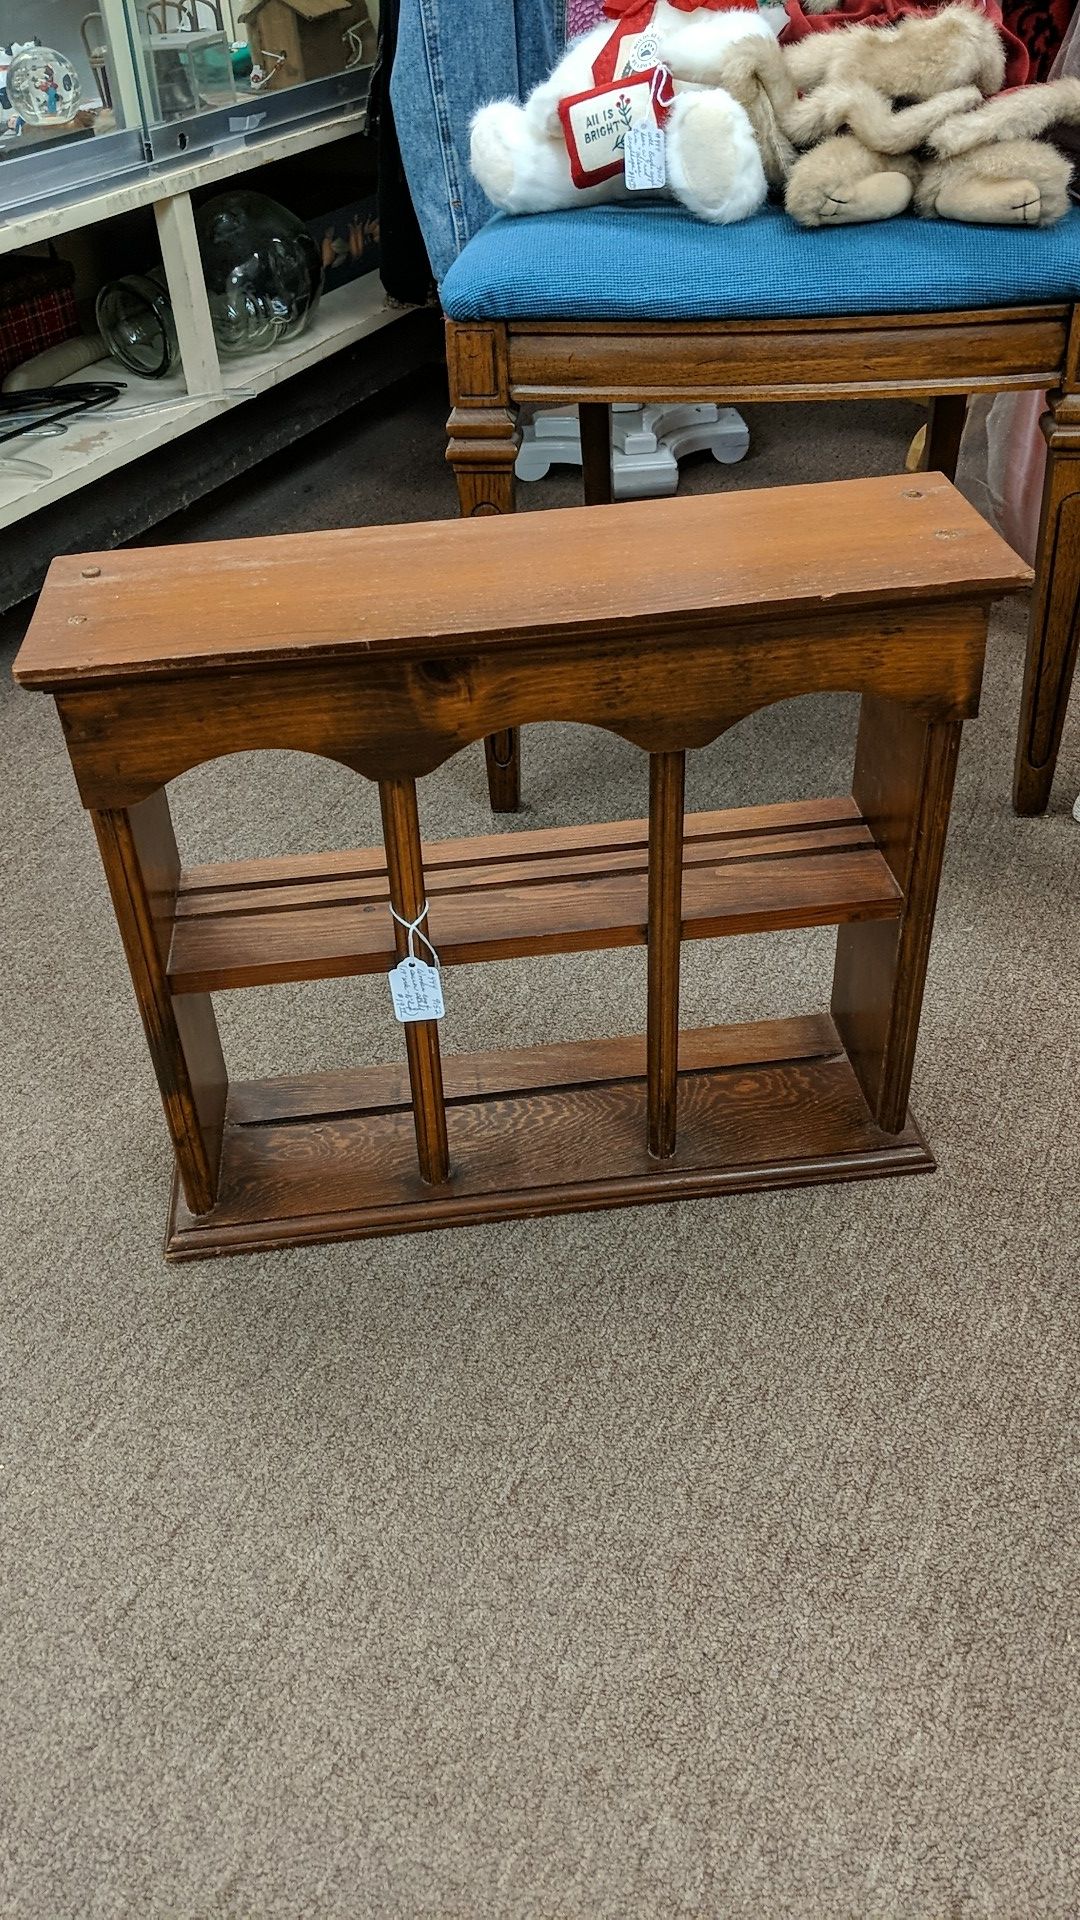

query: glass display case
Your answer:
[0,0,147,211]
[0,0,375,213]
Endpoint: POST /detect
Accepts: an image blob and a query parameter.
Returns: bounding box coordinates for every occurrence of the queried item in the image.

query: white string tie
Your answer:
[389,901,440,968]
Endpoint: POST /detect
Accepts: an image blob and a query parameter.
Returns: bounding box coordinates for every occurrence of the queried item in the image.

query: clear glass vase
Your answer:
[95,269,179,379]
[195,190,324,357]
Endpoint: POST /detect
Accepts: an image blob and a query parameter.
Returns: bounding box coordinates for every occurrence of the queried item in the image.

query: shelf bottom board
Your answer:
[166,1014,933,1259]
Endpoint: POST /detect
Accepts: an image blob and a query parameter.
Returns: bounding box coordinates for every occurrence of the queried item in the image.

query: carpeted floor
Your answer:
[1,373,1078,1919]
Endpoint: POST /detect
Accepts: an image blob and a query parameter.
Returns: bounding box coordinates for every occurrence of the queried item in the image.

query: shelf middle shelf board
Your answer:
[168,794,903,995]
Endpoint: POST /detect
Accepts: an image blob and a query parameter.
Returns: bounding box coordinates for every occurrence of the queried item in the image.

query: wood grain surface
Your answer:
[52,600,993,810]
[166,1014,934,1258]
[226,1013,843,1125]
[502,310,1068,406]
[15,476,1030,690]
[167,797,901,995]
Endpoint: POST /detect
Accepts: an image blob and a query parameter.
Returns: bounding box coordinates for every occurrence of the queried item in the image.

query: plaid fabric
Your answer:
[0,287,79,382]
[0,250,76,310]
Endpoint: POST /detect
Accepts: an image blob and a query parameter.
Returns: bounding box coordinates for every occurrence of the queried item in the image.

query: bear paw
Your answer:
[665,91,768,225]
[787,170,913,227]
[470,99,584,214]
[470,102,531,210]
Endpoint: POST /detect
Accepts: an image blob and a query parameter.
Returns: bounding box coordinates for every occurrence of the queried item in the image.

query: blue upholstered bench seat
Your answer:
[440,200,1080,322]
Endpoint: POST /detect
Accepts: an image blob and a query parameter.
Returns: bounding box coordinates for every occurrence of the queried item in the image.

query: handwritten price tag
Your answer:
[624,121,666,191]
[388,957,444,1023]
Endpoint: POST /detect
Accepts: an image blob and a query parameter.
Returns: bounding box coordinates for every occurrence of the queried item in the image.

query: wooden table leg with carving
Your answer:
[445,318,523,814]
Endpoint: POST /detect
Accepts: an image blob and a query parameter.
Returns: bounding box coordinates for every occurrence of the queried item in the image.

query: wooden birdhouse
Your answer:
[238,0,375,89]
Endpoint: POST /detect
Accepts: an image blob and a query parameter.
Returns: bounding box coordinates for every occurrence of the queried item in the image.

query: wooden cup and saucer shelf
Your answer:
[13,475,1030,1258]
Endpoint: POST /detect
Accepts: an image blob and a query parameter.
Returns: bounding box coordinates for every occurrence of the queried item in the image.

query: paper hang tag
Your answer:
[611,25,660,79]
[624,119,666,190]
[388,956,445,1023]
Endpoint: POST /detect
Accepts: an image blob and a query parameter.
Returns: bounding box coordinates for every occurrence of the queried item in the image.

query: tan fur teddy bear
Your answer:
[716,4,1080,226]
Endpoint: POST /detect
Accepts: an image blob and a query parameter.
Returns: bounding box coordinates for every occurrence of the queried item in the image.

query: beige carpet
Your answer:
[1,378,1078,1918]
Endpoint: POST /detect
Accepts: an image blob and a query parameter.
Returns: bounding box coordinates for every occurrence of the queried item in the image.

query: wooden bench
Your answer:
[13,474,1030,1259]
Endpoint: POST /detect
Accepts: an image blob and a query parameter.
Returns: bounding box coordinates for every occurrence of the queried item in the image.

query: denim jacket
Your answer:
[390,0,568,281]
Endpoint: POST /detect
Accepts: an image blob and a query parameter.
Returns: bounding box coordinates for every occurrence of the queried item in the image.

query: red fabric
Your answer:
[596,0,755,82]
[0,287,78,382]
[604,0,751,13]
[1001,0,1076,79]
[780,0,1030,88]
[594,5,654,79]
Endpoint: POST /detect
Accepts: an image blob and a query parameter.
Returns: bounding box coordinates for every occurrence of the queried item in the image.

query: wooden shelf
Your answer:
[19,473,1011,1257]
[0,110,367,258]
[167,1012,933,1257]
[0,277,402,532]
[168,796,903,994]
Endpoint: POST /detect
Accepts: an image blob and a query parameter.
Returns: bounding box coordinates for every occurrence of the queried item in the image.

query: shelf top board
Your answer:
[14,474,1032,692]
[0,110,366,257]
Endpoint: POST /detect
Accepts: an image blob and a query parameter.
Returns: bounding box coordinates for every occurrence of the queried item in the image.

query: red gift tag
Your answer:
[558,66,674,189]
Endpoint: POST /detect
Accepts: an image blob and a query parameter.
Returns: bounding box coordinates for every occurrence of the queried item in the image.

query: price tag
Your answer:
[613,27,660,78]
[624,120,667,191]
[388,956,445,1023]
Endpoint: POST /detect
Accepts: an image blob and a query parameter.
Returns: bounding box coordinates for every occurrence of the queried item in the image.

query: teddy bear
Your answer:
[469,0,784,225]
[714,3,1080,226]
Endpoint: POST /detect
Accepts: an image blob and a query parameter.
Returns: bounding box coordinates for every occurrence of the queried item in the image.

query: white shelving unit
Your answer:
[0,275,400,530]
[0,110,367,256]
[2,108,403,531]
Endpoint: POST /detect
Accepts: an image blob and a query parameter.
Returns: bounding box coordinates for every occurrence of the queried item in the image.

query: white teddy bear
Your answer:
[470,0,777,225]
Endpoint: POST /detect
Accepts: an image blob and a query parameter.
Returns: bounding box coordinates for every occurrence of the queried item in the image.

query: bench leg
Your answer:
[477,406,611,806]
[91,790,227,1215]
[831,696,962,1135]
[1014,405,1080,815]
[482,728,520,813]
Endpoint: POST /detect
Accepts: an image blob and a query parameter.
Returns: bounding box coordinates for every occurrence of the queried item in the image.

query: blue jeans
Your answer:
[390,0,567,281]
